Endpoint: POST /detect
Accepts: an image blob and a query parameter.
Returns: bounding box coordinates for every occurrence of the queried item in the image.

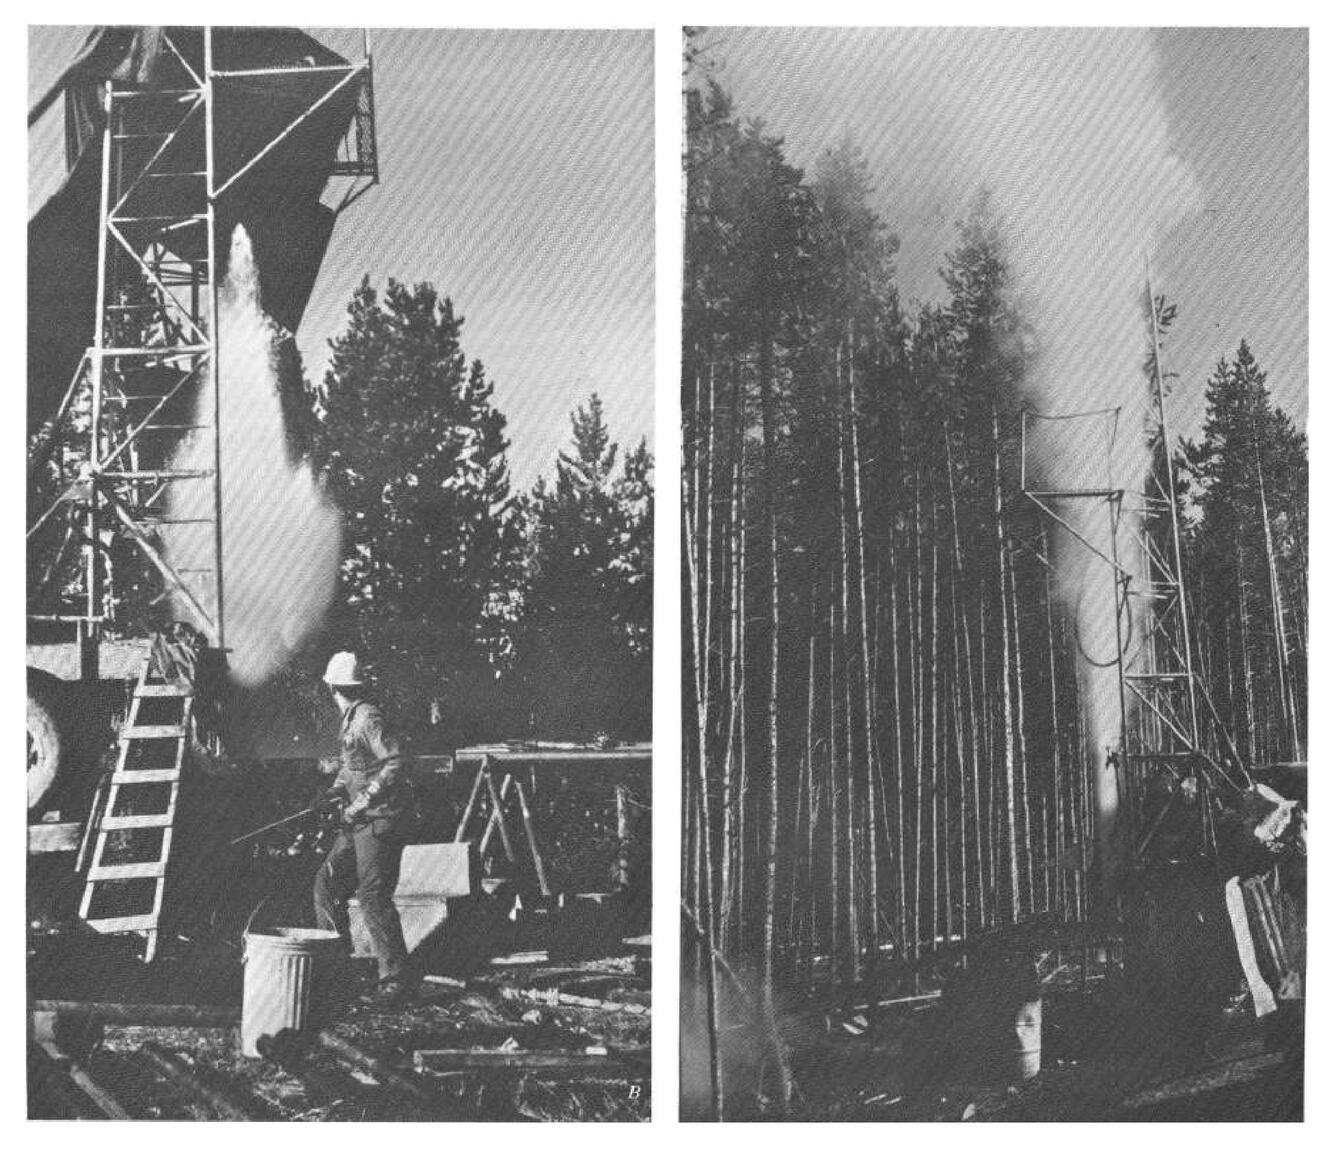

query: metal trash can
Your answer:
[241,927,343,1058]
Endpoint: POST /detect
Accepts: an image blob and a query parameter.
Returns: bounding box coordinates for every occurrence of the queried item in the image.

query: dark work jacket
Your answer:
[333,699,412,827]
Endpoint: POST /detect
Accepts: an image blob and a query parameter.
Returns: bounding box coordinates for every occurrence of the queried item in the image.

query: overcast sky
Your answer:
[698,27,1307,441]
[29,26,654,490]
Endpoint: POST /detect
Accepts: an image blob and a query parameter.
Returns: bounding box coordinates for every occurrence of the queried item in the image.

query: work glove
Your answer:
[315,785,349,818]
[343,780,384,825]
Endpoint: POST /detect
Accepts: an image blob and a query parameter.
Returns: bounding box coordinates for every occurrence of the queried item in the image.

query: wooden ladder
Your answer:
[78,656,194,962]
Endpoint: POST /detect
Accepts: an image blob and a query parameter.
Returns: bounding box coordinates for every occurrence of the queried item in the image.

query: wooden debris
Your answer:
[138,1041,254,1120]
[495,983,650,1017]
[414,1047,649,1075]
[1121,1051,1288,1111]
[35,1041,131,1119]
[33,1000,239,1028]
[316,1029,440,1108]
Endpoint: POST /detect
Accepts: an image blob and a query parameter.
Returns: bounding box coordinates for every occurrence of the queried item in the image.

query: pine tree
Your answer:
[313,277,523,736]
[514,394,654,739]
[1183,341,1307,762]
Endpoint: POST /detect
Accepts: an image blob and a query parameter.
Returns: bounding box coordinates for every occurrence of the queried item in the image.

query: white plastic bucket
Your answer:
[241,927,344,1058]
[1011,996,1043,1081]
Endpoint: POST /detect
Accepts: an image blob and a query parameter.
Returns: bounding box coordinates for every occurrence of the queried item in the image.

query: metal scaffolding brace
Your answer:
[27,28,378,678]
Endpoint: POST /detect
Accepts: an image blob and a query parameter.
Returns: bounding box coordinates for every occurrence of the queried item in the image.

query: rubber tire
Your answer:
[27,691,65,812]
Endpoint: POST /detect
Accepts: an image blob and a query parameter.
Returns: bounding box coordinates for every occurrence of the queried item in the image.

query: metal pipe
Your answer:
[205,27,225,649]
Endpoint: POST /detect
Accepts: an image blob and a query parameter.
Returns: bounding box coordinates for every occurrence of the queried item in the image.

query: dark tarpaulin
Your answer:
[29,27,357,435]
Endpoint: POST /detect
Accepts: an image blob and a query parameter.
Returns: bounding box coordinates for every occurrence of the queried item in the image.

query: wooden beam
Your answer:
[28,822,81,854]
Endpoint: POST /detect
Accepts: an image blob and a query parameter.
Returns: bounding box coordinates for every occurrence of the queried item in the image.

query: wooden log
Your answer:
[494,984,650,1016]
[138,1041,253,1120]
[33,1000,239,1027]
[28,1043,101,1119]
[413,1048,649,1074]
[35,1041,131,1119]
[316,1029,439,1107]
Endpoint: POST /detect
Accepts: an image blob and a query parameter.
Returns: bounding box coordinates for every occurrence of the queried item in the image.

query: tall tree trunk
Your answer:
[888,513,908,958]
[848,323,880,965]
[944,433,981,937]
[929,495,941,950]
[1006,537,1034,916]
[836,341,861,979]
[993,407,1020,922]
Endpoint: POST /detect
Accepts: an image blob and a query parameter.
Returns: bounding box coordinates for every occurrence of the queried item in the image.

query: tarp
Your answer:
[29,27,358,434]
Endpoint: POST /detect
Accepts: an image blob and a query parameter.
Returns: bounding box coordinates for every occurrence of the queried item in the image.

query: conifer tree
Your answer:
[314,277,523,734]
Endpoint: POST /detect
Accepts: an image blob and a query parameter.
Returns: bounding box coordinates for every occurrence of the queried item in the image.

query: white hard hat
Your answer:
[323,651,366,687]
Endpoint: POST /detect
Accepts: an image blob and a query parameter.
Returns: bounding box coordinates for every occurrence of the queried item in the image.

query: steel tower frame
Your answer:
[27,27,378,678]
[1020,272,1250,879]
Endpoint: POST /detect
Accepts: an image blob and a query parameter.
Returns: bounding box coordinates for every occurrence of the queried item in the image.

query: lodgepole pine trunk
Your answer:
[888,518,908,958]
[805,617,819,988]
[1042,552,1064,917]
[1255,436,1301,761]
[836,341,861,980]
[848,324,881,966]
[1005,537,1034,916]
[979,586,996,927]
[685,452,723,1119]
[911,469,925,959]
[944,433,979,938]
[1235,531,1257,766]
[828,581,840,988]
[736,506,749,958]
[929,495,941,951]
[993,407,1020,923]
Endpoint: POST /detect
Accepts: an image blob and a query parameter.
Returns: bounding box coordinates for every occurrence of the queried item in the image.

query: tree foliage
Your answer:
[512,395,654,739]
[313,278,523,734]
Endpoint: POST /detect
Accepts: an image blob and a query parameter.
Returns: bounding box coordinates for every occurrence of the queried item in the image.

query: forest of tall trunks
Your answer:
[681,72,1308,1034]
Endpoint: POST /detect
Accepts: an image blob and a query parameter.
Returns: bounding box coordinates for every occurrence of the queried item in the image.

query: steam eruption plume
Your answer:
[165,226,341,686]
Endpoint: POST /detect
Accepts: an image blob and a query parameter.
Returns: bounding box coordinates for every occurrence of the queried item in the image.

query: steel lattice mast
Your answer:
[27,27,378,677]
[1020,264,1249,894]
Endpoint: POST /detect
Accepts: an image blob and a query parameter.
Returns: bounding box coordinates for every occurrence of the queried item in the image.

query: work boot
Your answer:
[360,976,417,1009]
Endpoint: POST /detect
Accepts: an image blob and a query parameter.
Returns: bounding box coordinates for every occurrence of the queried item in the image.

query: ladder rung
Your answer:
[101,812,175,830]
[85,913,160,933]
[88,861,167,881]
[144,171,207,179]
[111,768,181,784]
[122,725,186,740]
[135,684,193,698]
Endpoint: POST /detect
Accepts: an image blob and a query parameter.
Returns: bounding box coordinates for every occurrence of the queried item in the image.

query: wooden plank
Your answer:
[28,822,81,854]
[87,860,166,881]
[454,745,652,765]
[414,1048,649,1073]
[111,768,181,784]
[120,725,186,740]
[84,913,158,933]
[133,683,192,697]
[99,812,174,830]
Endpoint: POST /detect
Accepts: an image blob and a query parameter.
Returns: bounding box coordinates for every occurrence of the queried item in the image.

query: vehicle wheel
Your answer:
[27,692,65,812]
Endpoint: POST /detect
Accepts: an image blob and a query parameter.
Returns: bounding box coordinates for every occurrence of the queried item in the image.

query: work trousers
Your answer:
[313,820,409,982]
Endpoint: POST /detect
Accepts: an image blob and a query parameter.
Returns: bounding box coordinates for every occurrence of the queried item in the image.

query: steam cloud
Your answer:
[718,27,1204,869]
[165,226,342,686]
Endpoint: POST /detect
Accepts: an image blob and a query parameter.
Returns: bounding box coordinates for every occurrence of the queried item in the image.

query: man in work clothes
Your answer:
[313,652,417,1005]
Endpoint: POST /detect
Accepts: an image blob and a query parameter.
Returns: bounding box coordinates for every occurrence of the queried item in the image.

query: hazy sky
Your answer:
[29,27,654,490]
[699,27,1307,441]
